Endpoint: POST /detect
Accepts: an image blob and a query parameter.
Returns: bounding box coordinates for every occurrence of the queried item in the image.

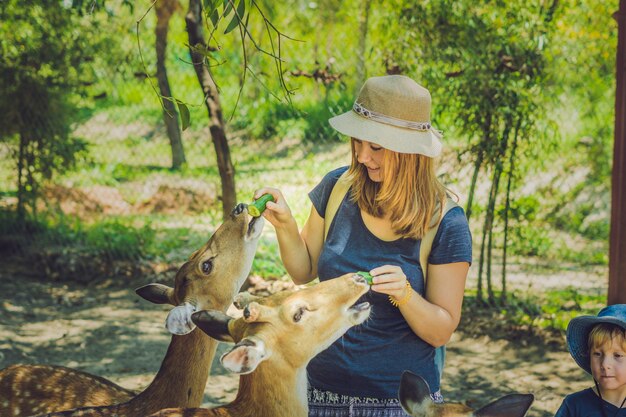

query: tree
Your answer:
[396,0,559,304]
[181,0,294,218]
[155,0,187,169]
[0,0,110,221]
[184,0,236,215]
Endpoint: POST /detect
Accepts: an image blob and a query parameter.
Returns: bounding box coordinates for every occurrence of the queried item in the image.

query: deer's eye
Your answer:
[293,307,306,323]
[201,258,214,274]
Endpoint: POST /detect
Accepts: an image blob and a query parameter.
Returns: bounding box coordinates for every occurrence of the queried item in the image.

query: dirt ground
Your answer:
[0,258,602,417]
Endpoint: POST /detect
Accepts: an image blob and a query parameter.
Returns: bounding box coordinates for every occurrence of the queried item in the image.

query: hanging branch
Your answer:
[135,0,300,129]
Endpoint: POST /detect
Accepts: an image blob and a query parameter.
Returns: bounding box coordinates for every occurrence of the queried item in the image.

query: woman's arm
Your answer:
[370,262,468,347]
[255,188,324,285]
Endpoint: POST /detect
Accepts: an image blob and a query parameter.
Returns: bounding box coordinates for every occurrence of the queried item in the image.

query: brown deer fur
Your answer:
[3,204,263,417]
[398,371,534,417]
[148,272,372,417]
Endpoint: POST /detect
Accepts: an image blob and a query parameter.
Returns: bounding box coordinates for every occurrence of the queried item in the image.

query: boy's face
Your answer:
[590,337,626,393]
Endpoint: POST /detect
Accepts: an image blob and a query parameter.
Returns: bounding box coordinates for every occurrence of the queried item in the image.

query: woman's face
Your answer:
[353,138,385,182]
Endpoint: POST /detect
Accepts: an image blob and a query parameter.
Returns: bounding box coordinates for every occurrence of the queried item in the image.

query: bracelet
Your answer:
[389,281,412,307]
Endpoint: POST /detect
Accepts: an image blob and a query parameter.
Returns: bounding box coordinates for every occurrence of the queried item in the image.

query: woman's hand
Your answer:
[370,265,411,300]
[253,187,319,285]
[253,187,294,229]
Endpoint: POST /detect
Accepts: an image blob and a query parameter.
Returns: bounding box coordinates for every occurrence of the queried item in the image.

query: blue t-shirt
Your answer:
[307,166,472,398]
[555,388,626,417]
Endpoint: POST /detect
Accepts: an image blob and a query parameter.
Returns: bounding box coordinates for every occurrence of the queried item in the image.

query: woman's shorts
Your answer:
[307,387,444,417]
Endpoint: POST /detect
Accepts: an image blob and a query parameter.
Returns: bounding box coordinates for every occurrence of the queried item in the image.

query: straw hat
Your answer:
[566,304,626,375]
[329,75,442,157]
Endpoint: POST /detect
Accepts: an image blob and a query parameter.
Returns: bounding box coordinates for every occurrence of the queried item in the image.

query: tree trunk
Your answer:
[355,0,372,92]
[185,0,237,218]
[156,0,186,170]
[466,149,483,222]
[501,120,520,304]
[609,0,626,305]
[486,121,511,304]
[16,131,26,223]
[473,116,493,302]
[466,112,492,221]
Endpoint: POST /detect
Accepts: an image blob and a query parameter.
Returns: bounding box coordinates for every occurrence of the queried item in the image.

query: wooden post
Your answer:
[609,0,626,305]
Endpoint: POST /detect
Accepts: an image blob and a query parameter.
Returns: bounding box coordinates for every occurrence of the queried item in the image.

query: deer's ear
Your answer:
[220,337,268,374]
[474,394,534,417]
[398,371,432,416]
[135,284,175,305]
[191,310,235,342]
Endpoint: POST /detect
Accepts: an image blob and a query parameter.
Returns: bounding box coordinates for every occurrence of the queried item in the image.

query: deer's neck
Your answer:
[225,360,308,417]
[127,327,216,413]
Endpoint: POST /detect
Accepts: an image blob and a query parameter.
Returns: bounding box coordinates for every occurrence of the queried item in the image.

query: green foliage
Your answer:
[554,242,608,266]
[253,237,287,278]
[232,86,352,142]
[502,195,541,223]
[550,0,617,185]
[0,209,153,261]
[83,219,154,261]
[509,225,553,257]
[0,0,617,286]
[0,0,127,220]
[395,0,577,304]
[140,224,207,262]
[463,287,605,334]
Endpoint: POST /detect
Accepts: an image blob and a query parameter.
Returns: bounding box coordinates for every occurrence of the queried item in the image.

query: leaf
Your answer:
[223,0,234,17]
[176,100,191,131]
[224,14,239,34]
[210,8,219,27]
[236,0,245,19]
[224,0,244,34]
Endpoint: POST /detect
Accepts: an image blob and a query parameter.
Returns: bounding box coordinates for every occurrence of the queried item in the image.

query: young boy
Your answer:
[555,304,626,417]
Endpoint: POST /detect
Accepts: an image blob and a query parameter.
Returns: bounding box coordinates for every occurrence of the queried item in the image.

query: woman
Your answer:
[256,75,472,416]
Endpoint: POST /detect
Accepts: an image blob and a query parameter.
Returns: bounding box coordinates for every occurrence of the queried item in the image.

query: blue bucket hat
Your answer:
[566,304,626,375]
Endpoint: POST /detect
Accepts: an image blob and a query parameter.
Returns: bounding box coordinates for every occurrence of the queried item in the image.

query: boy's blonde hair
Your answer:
[588,323,626,352]
[346,139,449,240]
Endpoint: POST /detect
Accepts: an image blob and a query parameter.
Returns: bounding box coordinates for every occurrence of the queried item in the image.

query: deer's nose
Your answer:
[353,273,367,284]
[233,203,246,216]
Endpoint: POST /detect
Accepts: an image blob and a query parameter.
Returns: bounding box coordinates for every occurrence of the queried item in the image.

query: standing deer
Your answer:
[398,370,534,417]
[145,272,372,417]
[0,203,264,417]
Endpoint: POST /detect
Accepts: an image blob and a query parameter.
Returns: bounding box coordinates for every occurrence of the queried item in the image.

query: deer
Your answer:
[398,370,535,417]
[0,203,264,417]
[142,272,372,417]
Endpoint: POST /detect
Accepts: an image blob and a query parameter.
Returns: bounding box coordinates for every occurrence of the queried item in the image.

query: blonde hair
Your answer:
[345,139,449,240]
[588,323,626,352]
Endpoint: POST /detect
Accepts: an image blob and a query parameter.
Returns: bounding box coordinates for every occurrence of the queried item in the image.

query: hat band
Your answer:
[352,102,432,131]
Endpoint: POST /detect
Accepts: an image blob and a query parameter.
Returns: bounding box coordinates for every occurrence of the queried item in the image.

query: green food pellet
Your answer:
[248,194,275,217]
[356,271,373,285]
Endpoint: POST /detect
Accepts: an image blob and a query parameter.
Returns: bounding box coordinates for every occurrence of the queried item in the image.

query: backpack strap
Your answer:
[323,169,458,287]
[419,197,458,284]
[324,171,351,240]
